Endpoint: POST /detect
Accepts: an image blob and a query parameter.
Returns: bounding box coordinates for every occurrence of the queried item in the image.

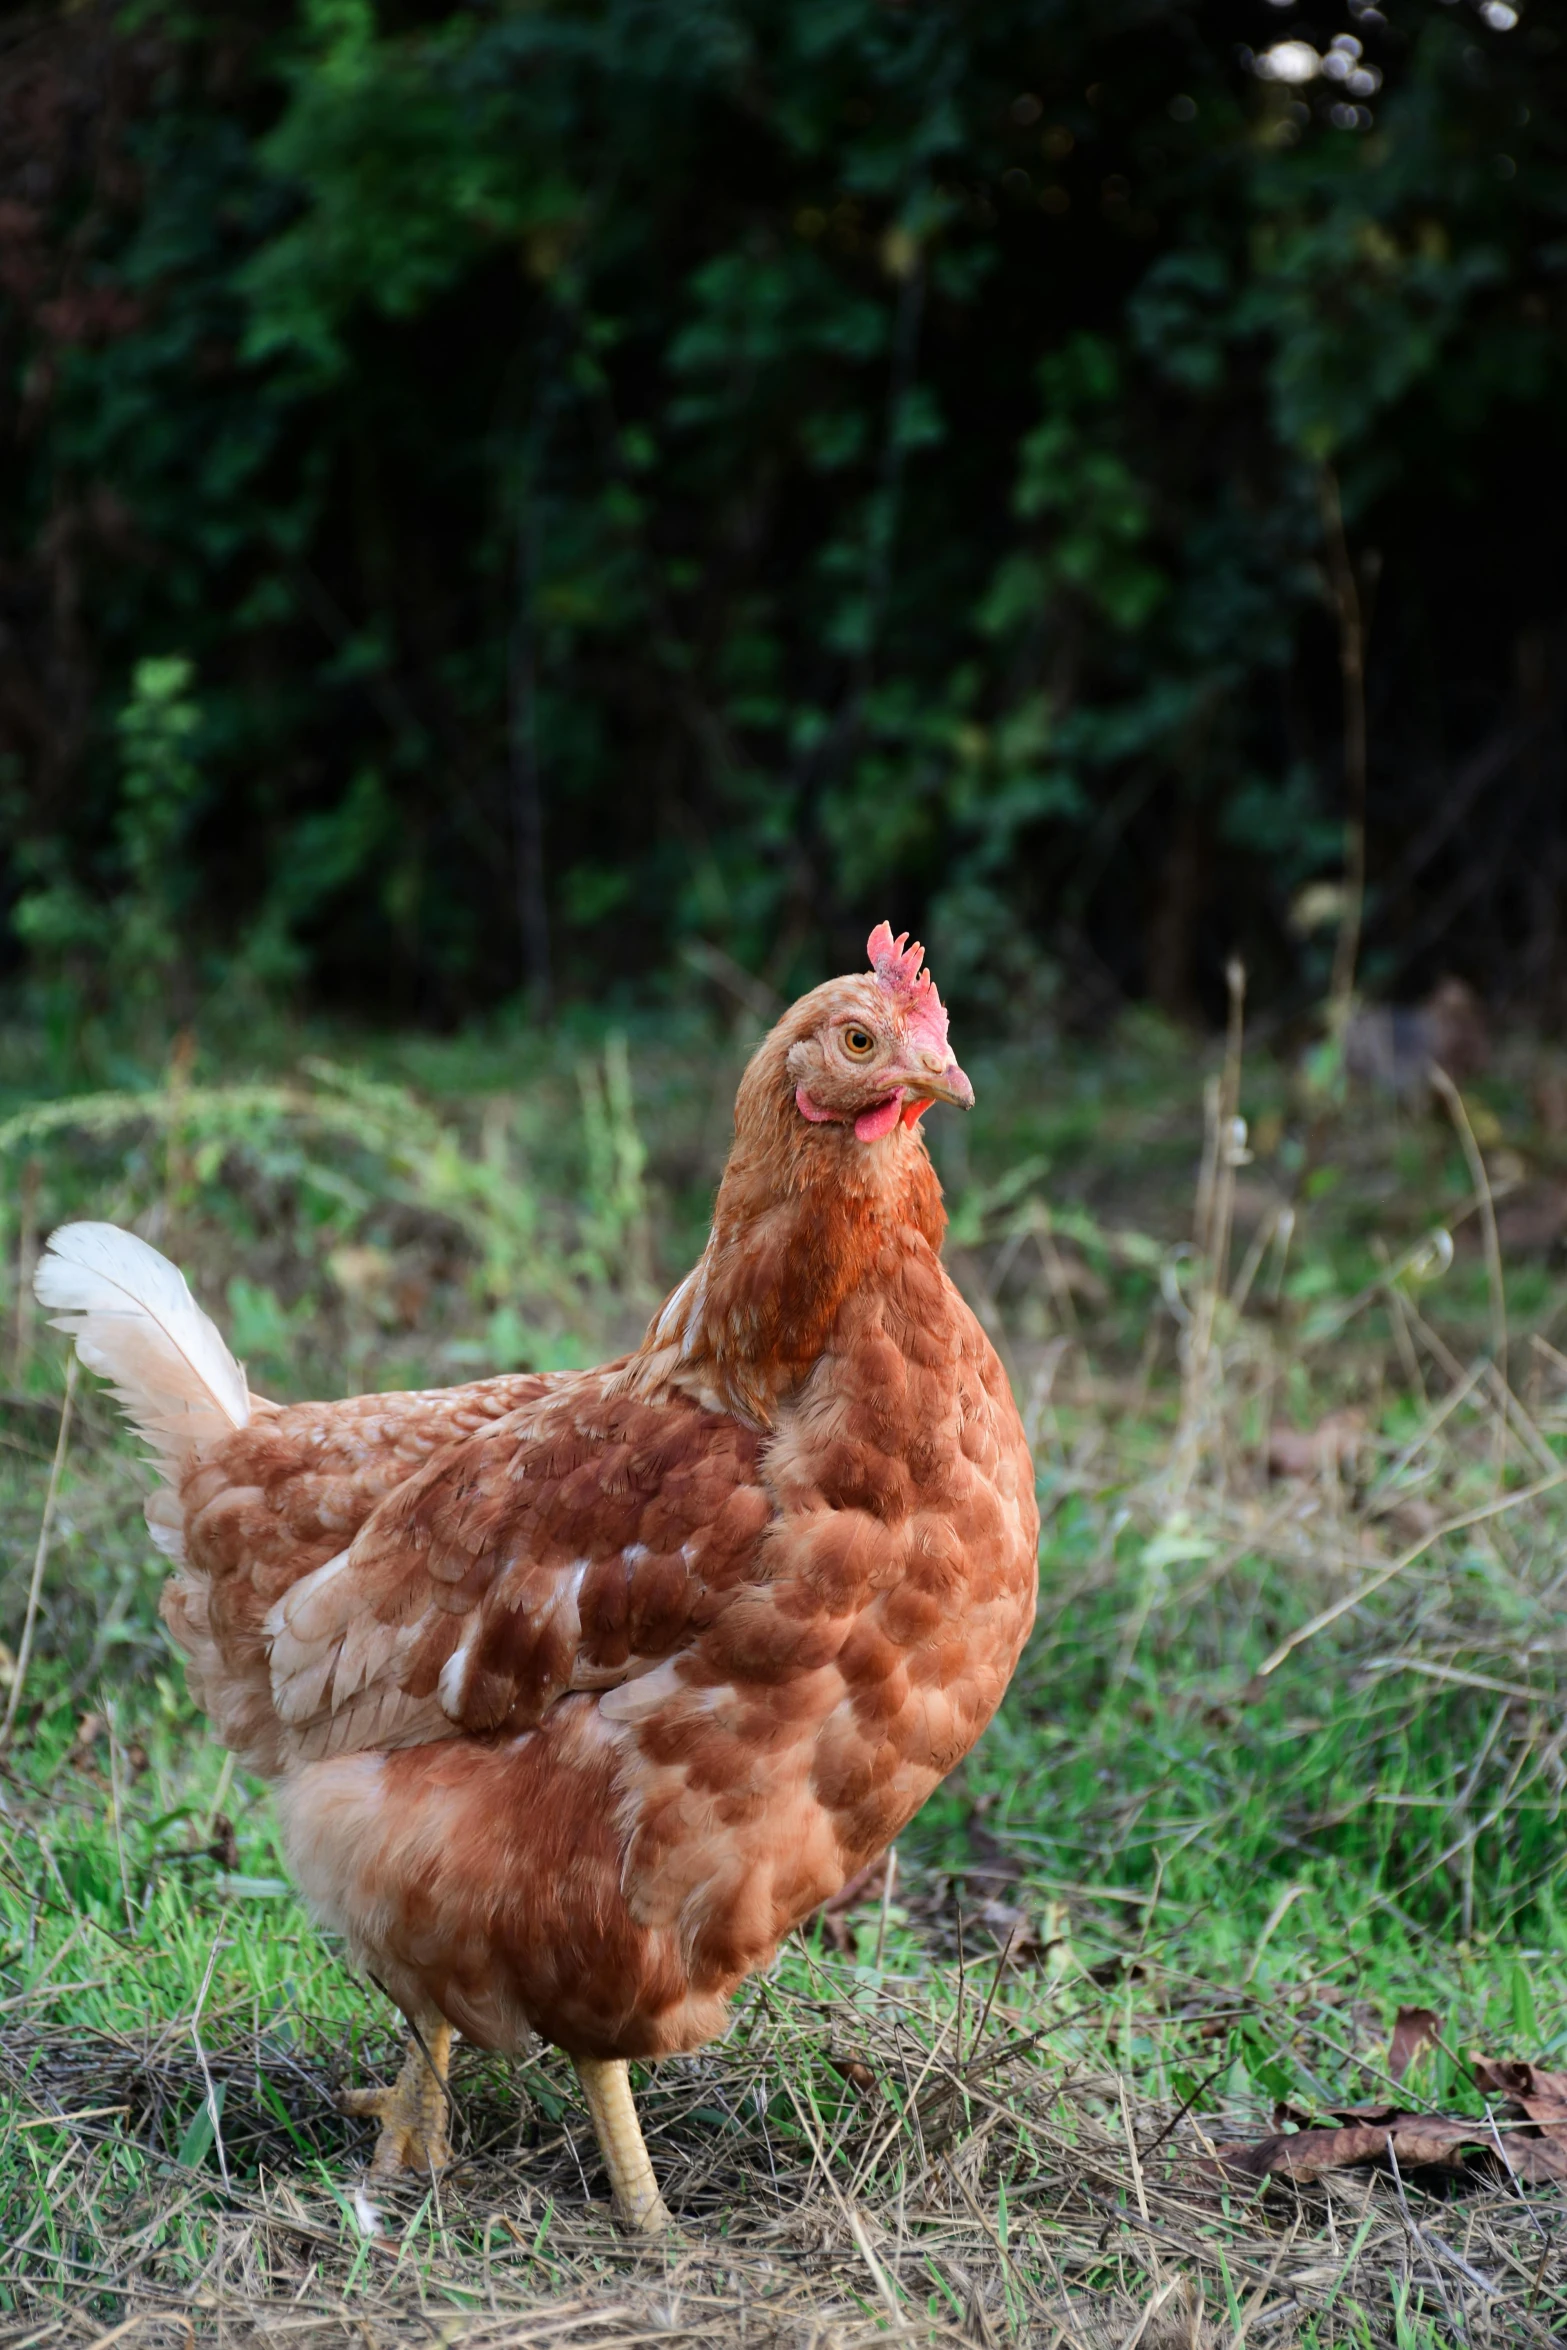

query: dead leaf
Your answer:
[1206,2110,1500,2185]
[1388,2004,1442,2085]
[1266,1409,1366,1480]
[827,2054,877,2094]
[1471,2058,1567,2138]
[1203,2049,1567,2189]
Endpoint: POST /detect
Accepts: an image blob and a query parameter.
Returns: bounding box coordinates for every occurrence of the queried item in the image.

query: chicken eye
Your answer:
[842,1026,876,1059]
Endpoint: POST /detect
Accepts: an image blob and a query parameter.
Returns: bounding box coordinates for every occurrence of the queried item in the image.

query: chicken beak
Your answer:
[901,1059,975,1114]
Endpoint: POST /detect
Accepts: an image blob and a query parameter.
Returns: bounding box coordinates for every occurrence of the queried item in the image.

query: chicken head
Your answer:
[787,924,974,1140]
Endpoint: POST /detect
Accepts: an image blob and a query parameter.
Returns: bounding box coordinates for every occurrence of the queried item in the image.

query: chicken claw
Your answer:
[573,2055,671,2232]
[339,2020,453,2179]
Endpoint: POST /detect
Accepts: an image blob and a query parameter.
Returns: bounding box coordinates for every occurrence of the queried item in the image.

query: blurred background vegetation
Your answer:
[0,0,1561,1048]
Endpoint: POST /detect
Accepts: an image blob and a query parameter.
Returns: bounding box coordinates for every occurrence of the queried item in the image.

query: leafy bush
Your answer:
[1,0,1563,1037]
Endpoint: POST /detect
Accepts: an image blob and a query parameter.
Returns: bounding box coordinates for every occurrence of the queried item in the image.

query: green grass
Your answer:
[4,999,1567,2344]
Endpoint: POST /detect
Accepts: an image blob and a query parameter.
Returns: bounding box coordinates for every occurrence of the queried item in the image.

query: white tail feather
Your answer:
[34,1222,249,1478]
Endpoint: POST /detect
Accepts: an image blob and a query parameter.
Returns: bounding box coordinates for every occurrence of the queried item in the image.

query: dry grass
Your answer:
[8,1947,1564,2350]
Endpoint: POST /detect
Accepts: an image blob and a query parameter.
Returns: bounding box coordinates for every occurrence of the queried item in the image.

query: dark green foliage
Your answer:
[2,0,1564,1034]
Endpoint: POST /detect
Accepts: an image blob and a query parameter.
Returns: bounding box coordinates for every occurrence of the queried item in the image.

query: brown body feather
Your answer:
[151,968,1038,2058]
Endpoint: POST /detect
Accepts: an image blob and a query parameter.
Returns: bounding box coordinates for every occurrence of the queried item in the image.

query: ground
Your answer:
[2,994,1566,2348]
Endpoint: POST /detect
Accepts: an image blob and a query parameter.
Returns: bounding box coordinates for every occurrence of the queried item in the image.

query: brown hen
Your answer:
[36,924,1038,2227]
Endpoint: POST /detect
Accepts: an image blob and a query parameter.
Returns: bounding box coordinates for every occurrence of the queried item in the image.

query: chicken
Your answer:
[35,924,1039,2228]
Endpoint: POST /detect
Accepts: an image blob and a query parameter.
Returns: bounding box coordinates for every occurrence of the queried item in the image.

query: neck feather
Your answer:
[635,1036,946,1423]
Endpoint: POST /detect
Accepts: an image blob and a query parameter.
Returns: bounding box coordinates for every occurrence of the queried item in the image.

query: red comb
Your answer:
[867,922,950,1056]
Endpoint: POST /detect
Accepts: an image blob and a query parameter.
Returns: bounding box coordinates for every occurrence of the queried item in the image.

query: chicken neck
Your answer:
[637,1038,946,1426]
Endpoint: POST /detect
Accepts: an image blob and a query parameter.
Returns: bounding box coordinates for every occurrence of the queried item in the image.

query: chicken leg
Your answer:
[573,2055,671,2231]
[339,2019,453,2178]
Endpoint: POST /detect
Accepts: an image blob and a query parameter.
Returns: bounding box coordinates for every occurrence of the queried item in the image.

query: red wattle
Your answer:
[901,1097,934,1128]
[795,1085,839,1123]
[853,1094,904,1143]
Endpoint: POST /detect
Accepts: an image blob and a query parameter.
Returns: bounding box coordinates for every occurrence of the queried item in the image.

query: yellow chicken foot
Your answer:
[573,2055,671,2231]
[339,2019,453,2178]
